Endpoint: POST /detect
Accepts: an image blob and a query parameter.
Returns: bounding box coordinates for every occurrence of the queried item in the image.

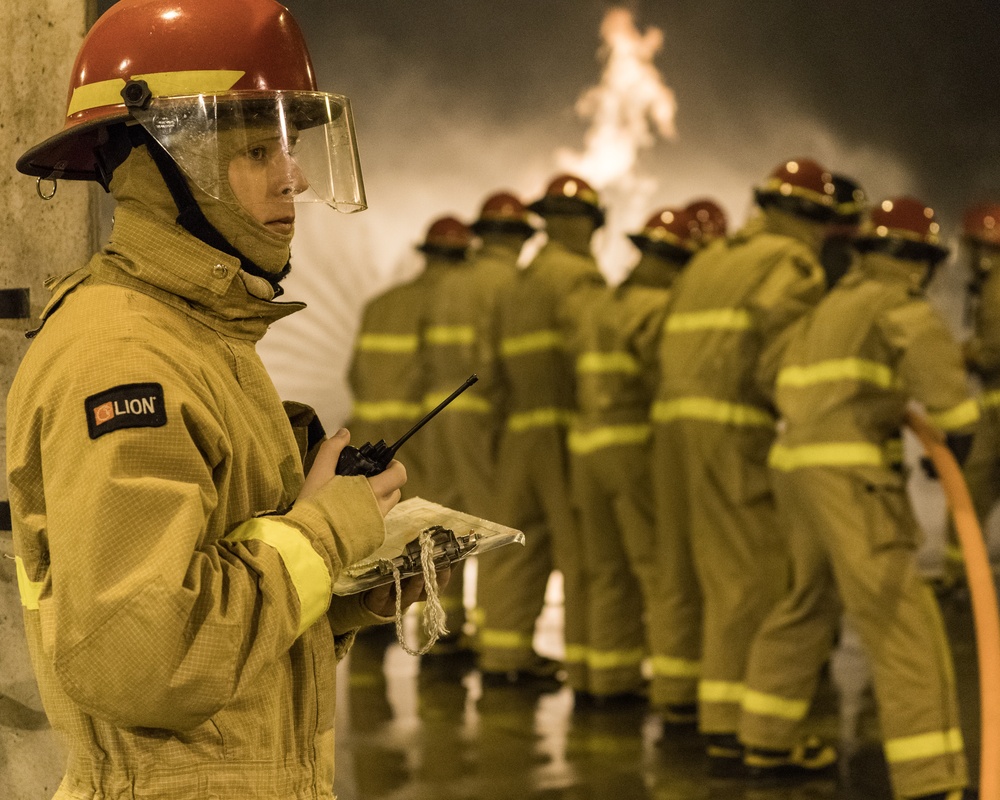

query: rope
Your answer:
[392,527,450,656]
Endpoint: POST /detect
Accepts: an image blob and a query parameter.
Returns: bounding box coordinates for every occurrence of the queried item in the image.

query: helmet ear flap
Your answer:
[93,123,143,192]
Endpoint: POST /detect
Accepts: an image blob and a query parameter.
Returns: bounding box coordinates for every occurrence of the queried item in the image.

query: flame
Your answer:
[555,8,678,282]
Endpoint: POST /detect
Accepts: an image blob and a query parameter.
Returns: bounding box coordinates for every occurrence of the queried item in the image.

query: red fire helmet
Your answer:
[18,0,365,212]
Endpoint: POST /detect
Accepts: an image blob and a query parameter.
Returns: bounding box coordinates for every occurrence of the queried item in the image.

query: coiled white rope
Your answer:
[392,527,449,656]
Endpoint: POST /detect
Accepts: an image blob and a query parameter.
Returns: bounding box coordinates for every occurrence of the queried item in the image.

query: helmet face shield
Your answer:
[130,91,366,213]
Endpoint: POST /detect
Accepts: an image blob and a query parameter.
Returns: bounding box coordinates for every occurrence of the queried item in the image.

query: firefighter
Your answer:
[684,197,729,246]
[347,215,474,504]
[820,174,867,289]
[7,1,446,796]
[565,207,699,703]
[959,202,1000,567]
[476,174,606,691]
[650,159,836,758]
[420,195,536,659]
[739,197,976,799]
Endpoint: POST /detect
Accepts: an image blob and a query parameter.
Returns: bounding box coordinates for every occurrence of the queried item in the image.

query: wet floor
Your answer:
[332,584,982,800]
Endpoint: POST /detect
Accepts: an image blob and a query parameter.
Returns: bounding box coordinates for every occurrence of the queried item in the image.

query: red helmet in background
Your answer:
[470,191,537,239]
[855,196,949,266]
[628,207,698,264]
[684,198,728,244]
[18,0,365,212]
[754,158,837,222]
[417,216,474,259]
[528,174,606,229]
[962,203,1000,247]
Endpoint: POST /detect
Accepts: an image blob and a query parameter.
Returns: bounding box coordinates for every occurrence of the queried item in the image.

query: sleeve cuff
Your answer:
[283,475,386,574]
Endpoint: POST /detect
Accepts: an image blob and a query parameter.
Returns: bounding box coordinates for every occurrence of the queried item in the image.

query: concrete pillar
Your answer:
[1,1,98,796]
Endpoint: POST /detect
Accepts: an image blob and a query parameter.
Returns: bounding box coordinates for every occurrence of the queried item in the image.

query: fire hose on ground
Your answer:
[907,409,1000,800]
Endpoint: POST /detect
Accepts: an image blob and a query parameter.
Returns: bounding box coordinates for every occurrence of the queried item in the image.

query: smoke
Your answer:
[556,8,677,283]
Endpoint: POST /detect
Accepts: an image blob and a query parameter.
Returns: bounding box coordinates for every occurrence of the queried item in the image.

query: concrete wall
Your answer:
[1,1,98,797]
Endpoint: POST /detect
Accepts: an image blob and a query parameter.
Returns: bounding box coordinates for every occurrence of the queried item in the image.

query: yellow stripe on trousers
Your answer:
[883,728,965,764]
[741,688,810,721]
[651,397,774,427]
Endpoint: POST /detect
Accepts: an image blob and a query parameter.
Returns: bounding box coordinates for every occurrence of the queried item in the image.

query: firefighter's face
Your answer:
[227,131,308,235]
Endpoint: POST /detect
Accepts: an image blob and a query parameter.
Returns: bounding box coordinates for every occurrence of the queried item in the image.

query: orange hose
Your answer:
[906,409,1000,800]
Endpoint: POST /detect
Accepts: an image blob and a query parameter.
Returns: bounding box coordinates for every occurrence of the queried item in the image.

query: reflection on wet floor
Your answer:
[333,587,981,800]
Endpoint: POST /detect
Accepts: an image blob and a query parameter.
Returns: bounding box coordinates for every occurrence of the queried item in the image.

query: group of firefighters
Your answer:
[348,160,1000,800]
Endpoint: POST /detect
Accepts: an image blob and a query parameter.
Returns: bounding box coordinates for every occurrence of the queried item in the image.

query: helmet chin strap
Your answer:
[137,128,291,296]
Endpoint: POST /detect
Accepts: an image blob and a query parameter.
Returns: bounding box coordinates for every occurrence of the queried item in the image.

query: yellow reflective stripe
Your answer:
[576,351,640,375]
[769,442,890,471]
[507,408,572,432]
[651,398,774,427]
[564,644,588,665]
[67,70,245,116]
[357,333,419,353]
[929,398,980,431]
[15,556,44,611]
[567,424,651,454]
[741,688,810,721]
[883,728,964,764]
[698,679,746,704]
[777,358,898,389]
[650,655,701,679]
[665,309,751,332]
[425,325,476,346]
[478,629,535,650]
[586,646,646,670]
[351,401,423,421]
[981,389,1000,409]
[423,392,492,414]
[226,518,331,637]
[500,330,564,357]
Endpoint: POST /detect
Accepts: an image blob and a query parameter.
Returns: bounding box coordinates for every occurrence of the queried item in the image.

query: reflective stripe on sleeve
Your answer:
[15,555,44,611]
[651,397,775,427]
[576,351,640,376]
[506,407,573,432]
[226,518,332,637]
[777,358,898,389]
[567,424,651,454]
[980,389,1000,409]
[665,309,751,332]
[500,330,564,357]
[351,400,423,422]
[698,679,746,704]
[356,333,419,353]
[425,325,477,346]
[769,442,892,471]
[883,728,964,764]
[741,688,810,721]
[650,655,701,679]
[67,70,245,116]
[929,398,980,431]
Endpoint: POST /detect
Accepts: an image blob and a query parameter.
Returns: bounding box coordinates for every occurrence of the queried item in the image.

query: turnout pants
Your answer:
[476,427,587,687]
[741,466,967,799]
[570,441,655,695]
[654,419,786,731]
